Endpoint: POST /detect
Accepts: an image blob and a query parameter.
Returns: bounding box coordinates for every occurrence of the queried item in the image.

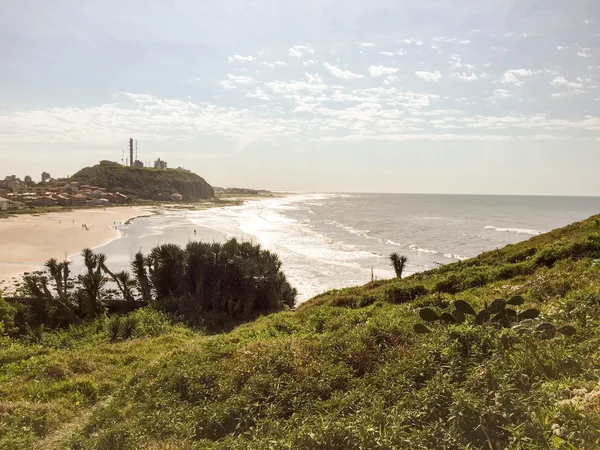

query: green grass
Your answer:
[3,214,600,449]
[0,310,199,449]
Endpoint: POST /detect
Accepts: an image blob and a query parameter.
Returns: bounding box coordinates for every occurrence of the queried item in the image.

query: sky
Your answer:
[1,0,599,195]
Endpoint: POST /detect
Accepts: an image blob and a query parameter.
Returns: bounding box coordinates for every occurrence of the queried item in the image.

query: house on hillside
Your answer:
[56,195,73,206]
[0,197,8,211]
[170,193,183,202]
[8,200,26,210]
[72,194,88,206]
[35,197,58,207]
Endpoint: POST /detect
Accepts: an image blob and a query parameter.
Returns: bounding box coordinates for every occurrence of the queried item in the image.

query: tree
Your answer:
[390,253,409,278]
[18,240,296,331]
[22,249,108,325]
[141,239,296,323]
[24,175,32,185]
[132,252,152,304]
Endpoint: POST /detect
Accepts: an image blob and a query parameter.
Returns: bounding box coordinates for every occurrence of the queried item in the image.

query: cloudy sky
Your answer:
[1,0,599,195]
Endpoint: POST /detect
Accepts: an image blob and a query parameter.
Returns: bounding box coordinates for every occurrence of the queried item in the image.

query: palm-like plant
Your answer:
[132,252,152,304]
[390,253,409,278]
[21,238,297,328]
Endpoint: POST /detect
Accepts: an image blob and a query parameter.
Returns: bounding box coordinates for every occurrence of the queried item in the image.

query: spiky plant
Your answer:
[132,252,152,304]
[390,253,409,278]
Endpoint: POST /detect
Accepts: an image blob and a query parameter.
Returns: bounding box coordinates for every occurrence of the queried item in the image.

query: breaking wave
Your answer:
[485,226,541,236]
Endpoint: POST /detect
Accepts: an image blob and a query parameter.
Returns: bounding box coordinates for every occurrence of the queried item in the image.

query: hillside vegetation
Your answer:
[70,160,214,200]
[2,214,600,449]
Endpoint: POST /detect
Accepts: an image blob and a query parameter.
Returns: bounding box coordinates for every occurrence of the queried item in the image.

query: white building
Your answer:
[154,158,168,169]
[0,197,9,211]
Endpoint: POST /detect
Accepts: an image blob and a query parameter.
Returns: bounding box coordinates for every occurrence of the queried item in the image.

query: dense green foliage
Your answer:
[2,214,600,449]
[10,239,295,335]
[70,160,214,200]
[146,239,297,325]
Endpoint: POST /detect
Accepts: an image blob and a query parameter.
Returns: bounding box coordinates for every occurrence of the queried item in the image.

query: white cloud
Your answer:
[415,70,442,82]
[402,38,424,46]
[452,72,478,81]
[552,91,584,98]
[302,60,317,66]
[449,54,474,70]
[262,61,286,68]
[245,88,270,101]
[304,72,323,84]
[578,49,592,58]
[460,40,471,44]
[557,46,568,50]
[503,32,537,39]
[383,76,398,85]
[228,55,254,63]
[358,42,375,48]
[379,51,394,56]
[501,69,538,86]
[324,63,364,80]
[551,76,583,89]
[219,74,254,89]
[265,72,328,94]
[491,89,510,100]
[368,65,399,77]
[289,45,314,58]
[397,49,407,56]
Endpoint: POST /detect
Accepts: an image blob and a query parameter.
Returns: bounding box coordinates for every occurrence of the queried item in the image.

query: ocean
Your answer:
[77,193,600,302]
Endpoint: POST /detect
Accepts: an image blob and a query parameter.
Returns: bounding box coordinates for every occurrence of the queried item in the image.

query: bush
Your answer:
[331,294,376,308]
[385,284,427,304]
[148,239,297,325]
[106,316,123,341]
[432,274,463,294]
[129,308,170,337]
[121,316,138,339]
[0,293,17,336]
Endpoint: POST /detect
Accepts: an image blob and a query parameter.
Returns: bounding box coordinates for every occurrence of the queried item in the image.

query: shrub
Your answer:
[121,316,138,339]
[385,284,427,304]
[106,316,123,341]
[148,239,297,325]
[0,293,17,336]
[129,308,170,337]
[432,274,463,294]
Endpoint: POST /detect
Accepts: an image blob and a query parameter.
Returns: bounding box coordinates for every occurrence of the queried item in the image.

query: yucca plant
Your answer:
[106,315,123,342]
[121,315,138,339]
[390,253,409,278]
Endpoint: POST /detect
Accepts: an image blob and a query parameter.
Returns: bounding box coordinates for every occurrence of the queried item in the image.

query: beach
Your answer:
[0,206,156,292]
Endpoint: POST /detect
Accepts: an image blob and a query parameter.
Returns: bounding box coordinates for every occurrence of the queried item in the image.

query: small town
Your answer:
[0,138,192,211]
[0,173,131,211]
[0,171,191,211]
[0,155,190,211]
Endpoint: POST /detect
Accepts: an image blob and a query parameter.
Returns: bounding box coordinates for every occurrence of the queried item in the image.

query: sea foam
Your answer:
[485,226,541,235]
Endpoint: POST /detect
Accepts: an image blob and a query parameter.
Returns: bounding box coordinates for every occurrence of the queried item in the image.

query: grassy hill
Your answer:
[70,160,214,201]
[2,214,600,449]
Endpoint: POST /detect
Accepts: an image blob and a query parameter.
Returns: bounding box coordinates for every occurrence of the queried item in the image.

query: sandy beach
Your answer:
[0,206,156,292]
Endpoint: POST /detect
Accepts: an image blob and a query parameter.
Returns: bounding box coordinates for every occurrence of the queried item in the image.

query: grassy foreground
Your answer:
[2,215,600,449]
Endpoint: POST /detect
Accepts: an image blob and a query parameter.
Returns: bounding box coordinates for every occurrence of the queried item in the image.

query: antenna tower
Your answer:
[135,140,138,162]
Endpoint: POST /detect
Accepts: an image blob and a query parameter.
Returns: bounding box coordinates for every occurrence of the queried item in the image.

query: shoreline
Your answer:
[0,206,157,294]
[0,195,291,295]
